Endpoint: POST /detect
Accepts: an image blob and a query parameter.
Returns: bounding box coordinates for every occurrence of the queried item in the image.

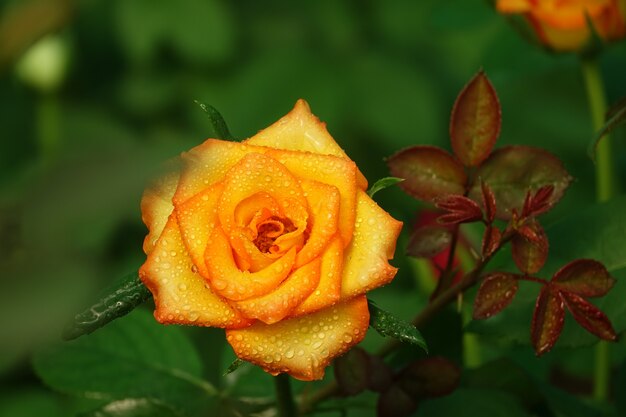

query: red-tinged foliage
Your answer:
[367,354,394,393]
[481,225,501,258]
[560,291,617,341]
[511,220,548,274]
[450,70,501,167]
[399,357,460,398]
[531,285,565,356]
[481,180,497,223]
[412,210,464,285]
[334,347,370,396]
[435,194,483,225]
[387,146,467,202]
[406,225,452,259]
[551,259,616,298]
[468,146,572,219]
[522,185,555,218]
[377,384,417,417]
[473,272,519,319]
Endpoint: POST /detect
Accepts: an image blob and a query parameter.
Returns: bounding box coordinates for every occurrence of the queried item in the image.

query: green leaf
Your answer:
[80,399,184,417]
[194,100,234,140]
[367,300,428,353]
[223,358,245,376]
[367,177,404,198]
[63,272,152,341]
[34,309,216,412]
[589,97,626,161]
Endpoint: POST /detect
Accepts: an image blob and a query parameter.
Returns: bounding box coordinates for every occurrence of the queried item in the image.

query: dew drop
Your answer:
[285,349,295,359]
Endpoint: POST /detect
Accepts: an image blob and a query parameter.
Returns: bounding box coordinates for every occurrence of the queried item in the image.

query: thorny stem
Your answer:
[275,373,298,417]
[299,231,514,413]
[581,56,615,402]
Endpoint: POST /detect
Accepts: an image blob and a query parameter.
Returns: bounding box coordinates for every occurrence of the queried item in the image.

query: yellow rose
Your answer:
[497,0,626,51]
[139,100,402,380]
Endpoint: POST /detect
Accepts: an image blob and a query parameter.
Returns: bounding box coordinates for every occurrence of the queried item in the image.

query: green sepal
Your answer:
[368,299,428,353]
[223,358,245,376]
[194,100,235,141]
[367,177,404,198]
[62,272,152,340]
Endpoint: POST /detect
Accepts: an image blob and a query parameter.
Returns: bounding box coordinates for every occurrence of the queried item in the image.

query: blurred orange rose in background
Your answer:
[138,100,402,381]
[497,0,626,51]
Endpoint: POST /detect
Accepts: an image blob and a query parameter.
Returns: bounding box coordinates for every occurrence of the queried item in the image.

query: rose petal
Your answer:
[244,99,368,190]
[205,227,296,301]
[267,149,357,247]
[217,152,307,236]
[294,179,341,268]
[173,139,259,205]
[341,191,403,298]
[175,181,225,278]
[292,235,343,316]
[139,217,251,328]
[141,169,179,255]
[226,295,369,381]
[233,258,321,324]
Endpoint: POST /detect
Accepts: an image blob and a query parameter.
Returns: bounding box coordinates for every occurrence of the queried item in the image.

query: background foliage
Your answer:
[1,0,626,416]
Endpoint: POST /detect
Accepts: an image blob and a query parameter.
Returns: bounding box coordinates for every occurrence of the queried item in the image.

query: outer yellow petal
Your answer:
[341,191,403,298]
[205,227,296,301]
[173,139,266,205]
[226,296,370,381]
[292,235,343,317]
[268,149,357,247]
[175,181,224,279]
[233,258,321,324]
[139,217,251,328]
[140,168,179,255]
[245,99,368,190]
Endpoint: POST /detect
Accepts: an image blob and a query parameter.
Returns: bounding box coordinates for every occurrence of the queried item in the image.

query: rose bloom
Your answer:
[496,0,626,51]
[139,100,402,380]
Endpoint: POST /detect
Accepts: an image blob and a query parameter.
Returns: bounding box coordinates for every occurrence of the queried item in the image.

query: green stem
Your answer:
[580,56,615,402]
[275,373,298,417]
[581,57,616,202]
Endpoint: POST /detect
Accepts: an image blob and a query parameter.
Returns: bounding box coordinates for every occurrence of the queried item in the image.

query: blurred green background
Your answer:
[1,0,626,416]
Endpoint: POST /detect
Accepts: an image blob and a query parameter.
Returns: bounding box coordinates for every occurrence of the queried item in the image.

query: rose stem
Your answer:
[581,55,616,403]
[299,232,513,413]
[275,373,298,417]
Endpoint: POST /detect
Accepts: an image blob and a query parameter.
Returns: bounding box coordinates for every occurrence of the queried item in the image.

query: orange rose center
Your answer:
[253,216,298,253]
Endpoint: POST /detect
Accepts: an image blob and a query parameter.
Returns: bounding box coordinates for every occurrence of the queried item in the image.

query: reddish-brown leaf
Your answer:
[377,384,417,417]
[387,146,467,202]
[512,220,548,274]
[399,357,460,398]
[551,259,616,298]
[473,272,519,319]
[468,146,572,219]
[522,185,555,218]
[367,354,393,393]
[560,291,617,341]
[334,347,370,395]
[481,225,501,258]
[531,286,565,356]
[481,180,497,223]
[406,225,452,259]
[435,194,483,225]
[450,71,501,167]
